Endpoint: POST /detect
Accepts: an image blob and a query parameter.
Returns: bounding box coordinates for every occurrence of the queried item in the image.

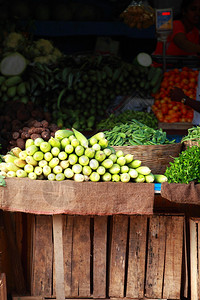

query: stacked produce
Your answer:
[2,32,63,65]
[0,99,54,153]
[0,74,29,103]
[152,67,198,123]
[0,50,162,131]
[96,111,158,131]
[103,119,175,146]
[164,145,200,183]
[8,119,59,151]
[0,128,167,183]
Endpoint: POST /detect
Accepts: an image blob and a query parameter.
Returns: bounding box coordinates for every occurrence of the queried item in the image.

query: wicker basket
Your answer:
[113,143,182,174]
[183,140,200,150]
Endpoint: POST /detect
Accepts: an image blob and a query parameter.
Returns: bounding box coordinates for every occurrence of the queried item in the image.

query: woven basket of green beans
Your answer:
[181,126,200,150]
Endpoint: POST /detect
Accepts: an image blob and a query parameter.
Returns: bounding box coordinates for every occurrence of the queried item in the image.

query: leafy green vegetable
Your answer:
[96,111,158,131]
[104,119,175,146]
[164,146,200,183]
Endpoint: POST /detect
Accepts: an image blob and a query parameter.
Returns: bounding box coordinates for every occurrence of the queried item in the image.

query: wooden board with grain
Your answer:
[63,215,74,297]
[109,215,128,298]
[93,216,108,298]
[0,273,7,300]
[71,216,91,298]
[145,215,166,299]
[3,211,26,295]
[31,216,53,297]
[126,215,148,299]
[53,215,65,300]
[190,218,199,300]
[163,216,184,299]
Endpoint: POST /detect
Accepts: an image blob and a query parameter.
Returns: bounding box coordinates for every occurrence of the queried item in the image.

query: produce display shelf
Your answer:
[158,122,193,130]
[20,20,156,38]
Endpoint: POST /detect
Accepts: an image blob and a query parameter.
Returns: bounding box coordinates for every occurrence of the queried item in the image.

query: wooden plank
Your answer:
[71,216,91,298]
[109,215,128,298]
[145,215,166,299]
[93,216,107,298]
[3,211,26,295]
[13,297,44,300]
[190,219,198,300]
[0,273,7,300]
[163,216,184,299]
[126,216,147,299]
[53,215,65,300]
[31,216,53,297]
[62,215,73,297]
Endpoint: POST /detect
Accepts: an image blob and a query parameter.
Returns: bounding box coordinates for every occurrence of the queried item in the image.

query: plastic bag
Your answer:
[120,0,155,29]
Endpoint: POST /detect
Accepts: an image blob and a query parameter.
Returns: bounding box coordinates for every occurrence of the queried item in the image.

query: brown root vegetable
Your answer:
[16,138,25,150]
[12,132,20,140]
[21,131,30,139]
[9,139,17,146]
[28,127,44,135]
[49,123,59,132]
[32,121,42,128]
[22,127,29,132]
[41,130,51,141]
[30,133,41,140]
[41,120,49,128]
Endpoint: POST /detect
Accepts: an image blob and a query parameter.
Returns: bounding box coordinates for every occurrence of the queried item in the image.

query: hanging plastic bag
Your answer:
[120,0,155,29]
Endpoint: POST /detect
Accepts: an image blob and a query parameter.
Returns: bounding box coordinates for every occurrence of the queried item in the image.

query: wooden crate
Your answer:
[189,218,200,300]
[28,214,185,300]
[0,273,7,300]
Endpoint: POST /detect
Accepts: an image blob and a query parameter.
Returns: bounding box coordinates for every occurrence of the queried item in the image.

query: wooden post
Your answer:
[53,215,65,300]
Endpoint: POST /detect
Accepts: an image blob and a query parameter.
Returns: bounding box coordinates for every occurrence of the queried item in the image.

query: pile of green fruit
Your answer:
[0,74,29,104]
[0,129,167,183]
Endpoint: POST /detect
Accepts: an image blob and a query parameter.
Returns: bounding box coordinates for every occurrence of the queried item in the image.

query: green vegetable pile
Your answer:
[181,126,200,143]
[165,146,200,183]
[104,120,175,146]
[0,128,167,183]
[96,111,158,131]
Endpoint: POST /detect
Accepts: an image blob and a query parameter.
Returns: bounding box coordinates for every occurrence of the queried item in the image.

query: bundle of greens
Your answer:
[104,119,175,146]
[164,145,200,183]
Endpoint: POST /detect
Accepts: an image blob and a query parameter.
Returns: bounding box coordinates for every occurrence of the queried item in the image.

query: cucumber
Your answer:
[5,75,22,87]
[147,66,157,81]
[7,86,17,98]
[150,67,163,87]
[17,82,26,96]
[135,52,152,67]
[0,52,27,76]
[151,75,163,94]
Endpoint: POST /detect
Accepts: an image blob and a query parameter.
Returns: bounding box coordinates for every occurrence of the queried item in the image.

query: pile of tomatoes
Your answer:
[151,67,199,123]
